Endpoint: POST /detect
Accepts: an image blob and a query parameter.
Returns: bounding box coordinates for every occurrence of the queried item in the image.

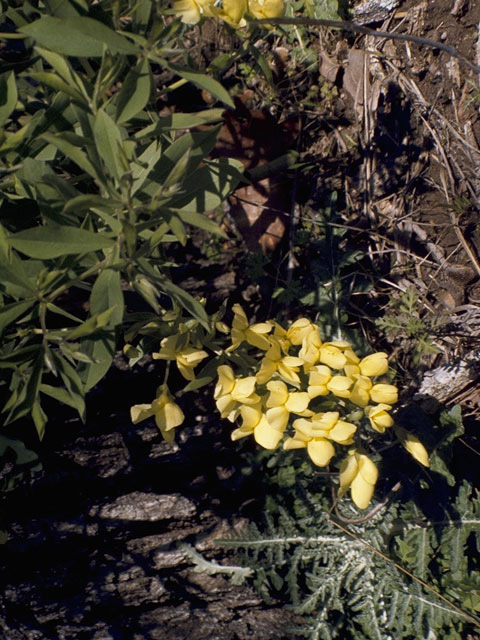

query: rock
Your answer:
[92,492,197,522]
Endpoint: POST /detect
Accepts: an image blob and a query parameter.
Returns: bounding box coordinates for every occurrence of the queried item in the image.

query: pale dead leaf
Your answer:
[319,51,341,84]
[343,49,370,106]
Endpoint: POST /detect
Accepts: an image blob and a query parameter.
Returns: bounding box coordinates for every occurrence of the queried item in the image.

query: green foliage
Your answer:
[376,287,445,365]
[217,407,480,639]
[0,0,243,436]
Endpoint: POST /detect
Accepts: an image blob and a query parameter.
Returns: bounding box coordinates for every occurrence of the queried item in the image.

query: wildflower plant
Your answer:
[131,303,429,510]
[211,305,429,509]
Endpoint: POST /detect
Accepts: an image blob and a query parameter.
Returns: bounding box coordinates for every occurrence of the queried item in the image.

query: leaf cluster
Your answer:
[216,406,480,639]
[0,0,243,437]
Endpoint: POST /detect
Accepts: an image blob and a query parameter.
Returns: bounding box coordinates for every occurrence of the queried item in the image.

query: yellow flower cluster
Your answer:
[214,306,429,509]
[172,0,285,27]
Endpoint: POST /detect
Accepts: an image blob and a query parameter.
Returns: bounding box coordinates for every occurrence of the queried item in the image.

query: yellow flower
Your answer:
[214,365,259,421]
[265,380,311,431]
[298,325,323,370]
[370,383,398,405]
[338,450,378,509]
[326,375,354,398]
[130,386,184,443]
[248,0,285,18]
[173,0,216,24]
[287,318,316,346]
[226,304,272,352]
[153,334,208,381]
[285,411,356,467]
[395,426,429,467]
[256,337,303,385]
[220,0,248,26]
[365,403,394,432]
[318,341,348,369]
[307,364,331,398]
[232,402,284,449]
[349,374,373,407]
[359,352,389,377]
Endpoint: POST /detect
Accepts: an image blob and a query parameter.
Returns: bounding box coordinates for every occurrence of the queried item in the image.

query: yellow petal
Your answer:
[395,426,429,467]
[291,418,314,438]
[287,318,315,345]
[343,348,360,365]
[215,394,237,419]
[231,376,257,401]
[222,0,247,24]
[329,420,357,443]
[173,0,201,23]
[155,400,184,432]
[231,425,254,441]
[349,383,370,408]
[370,384,398,404]
[344,364,360,378]
[319,345,347,369]
[232,303,249,330]
[338,452,358,498]
[309,365,331,385]
[265,406,289,431]
[246,328,272,351]
[266,380,288,407]
[176,360,195,380]
[240,403,263,429]
[283,436,307,450]
[359,352,389,377]
[256,358,277,384]
[307,384,328,399]
[357,454,378,485]
[326,375,353,398]
[254,415,284,449]
[307,438,335,467]
[311,411,339,431]
[285,392,310,413]
[130,404,155,424]
[215,365,235,397]
[277,361,301,384]
[405,437,430,467]
[350,474,375,509]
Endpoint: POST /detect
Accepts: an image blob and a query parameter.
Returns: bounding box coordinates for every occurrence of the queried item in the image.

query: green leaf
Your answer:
[115,57,152,124]
[51,352,86,420]
[4,351,43,426]
[64,308,115,340]
[77,333,115,392]
[140,126,222,199]
[40,383,84,410]
[93,108,124,181]
[28,72,85,103]
[0,300,35,333]
[41,132,101,182]
[21,16,139,58]
[8,226,114,258]
[62,194,119,216]
[0,71,18,127]
[134,109,225,138]
[31,400,47,440]
[90,268,124,327]
[44,0,88,18]
[182,375,214,392]
[157,276,209,329]
[75,269,123,391]
[0,346,41,368]
[0,258,36,297]
[177,211,227,238]
[173,158,244,212]
[156,58,234,108]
